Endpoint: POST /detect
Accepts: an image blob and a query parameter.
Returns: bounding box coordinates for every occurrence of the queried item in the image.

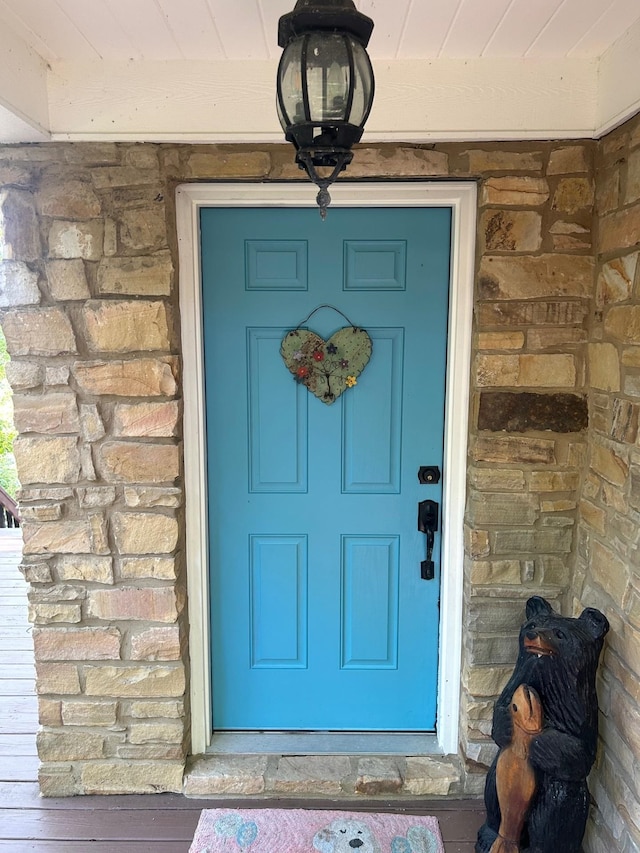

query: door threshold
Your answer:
[206,732,442,756]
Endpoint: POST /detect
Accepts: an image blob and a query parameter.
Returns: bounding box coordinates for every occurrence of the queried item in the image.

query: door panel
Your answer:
[201,205,451,731]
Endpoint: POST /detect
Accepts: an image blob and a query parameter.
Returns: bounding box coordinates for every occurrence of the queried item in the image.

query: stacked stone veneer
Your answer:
[0,130,633,840]
[569,116,640,853]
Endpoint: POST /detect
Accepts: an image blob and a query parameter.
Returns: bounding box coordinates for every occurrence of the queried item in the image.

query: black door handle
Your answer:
[418,499,439,580]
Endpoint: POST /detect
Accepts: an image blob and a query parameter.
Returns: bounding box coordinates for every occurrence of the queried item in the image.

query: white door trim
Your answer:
[176,181,476,756]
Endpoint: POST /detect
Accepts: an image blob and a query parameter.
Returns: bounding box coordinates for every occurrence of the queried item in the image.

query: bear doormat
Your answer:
[189,808,444,852]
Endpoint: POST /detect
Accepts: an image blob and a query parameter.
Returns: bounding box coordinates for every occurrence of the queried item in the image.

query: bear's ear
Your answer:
[579,607,610,640]
[526,596,553,619]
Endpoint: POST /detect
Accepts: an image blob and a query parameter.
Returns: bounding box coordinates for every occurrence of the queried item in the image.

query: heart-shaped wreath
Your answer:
[281,306,372,405]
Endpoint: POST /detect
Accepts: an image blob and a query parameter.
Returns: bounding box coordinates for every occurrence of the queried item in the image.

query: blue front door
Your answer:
[201,204,451,731]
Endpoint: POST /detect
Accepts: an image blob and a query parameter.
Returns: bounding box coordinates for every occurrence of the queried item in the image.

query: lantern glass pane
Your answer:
[277,37,305,129]
[347,38,374,126]
[305,33,350,123]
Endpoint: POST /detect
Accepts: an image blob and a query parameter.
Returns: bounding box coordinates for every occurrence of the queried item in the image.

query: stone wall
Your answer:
[0,138,600,800]
[571,114,640,852]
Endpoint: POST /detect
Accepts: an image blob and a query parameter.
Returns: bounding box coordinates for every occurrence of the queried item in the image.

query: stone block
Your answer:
[29,602,82,624]
[33,627,121,660]
[45,366,71,386]
[348,145,449,177]
[96,254,173,296]
[470,468,525,491]
[5,361,43,390]
[0,188,40,260]
[120,556,177,579]
[117,744,184,761]
[589,343,620,392]
[547,146,591,174]
[13,392,80,434]
[61,700,118,727]
[493,527,573,553]
[477,300,588,329]
[466,150,543,173]
[118,207,167,252]
[0,261,40,307]
[48,220,104,260]
[128,722,184,744]
[605,305,640,343]
[477,331,524,351]
[469,635,519,664]
[579,499,606,535]
[184,756,267,796]
[37,731,105,761]
[38,697,62,726]
[35,662,81,694]
[37,178,101,219]
[130,626,181,660]
[112,512,179,554]
[468,493,538,526]
[480,176,549,206]
[464,665,514,697]
[22,517,109,556]
[79,404,106,442]
[470,560,522,585]
[13,436,80,484]
[187,150,271,179]
[1,308,77,356]
[91,167,160,189]
[477,353,576,389]
[272,756,350,794]
[77,487,117,509]
[96,441,179,484]
[39,763,80,797]
[529,471,580,491]
[478,255,593,300]
[552,178,594,214]
[80,761,184,794]
[20,558,54,583]
[478,391,588,432]
[20,504,62,523]
[87,587,179,622]
[73,358,177,396]
[473,435,556,465]
[113,401,179,437]
[0,163,32,186]
[591,443,628,486]
[355,758,403,794]
[41,547,94,585]
[403,757,461,795]
[124,146,160,169]
[123,487,182,508]
[45,259,91,300]
[625,148,640,204]
[83,300,170,353]
[600,206,640,254]
[481,210,542,252]
[596,254,638,306]
[594,523,629,601]
[128,699,184,719]
[84,664,186,697]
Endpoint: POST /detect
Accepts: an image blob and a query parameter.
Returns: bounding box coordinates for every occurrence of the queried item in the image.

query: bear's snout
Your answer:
[349,841,363,849]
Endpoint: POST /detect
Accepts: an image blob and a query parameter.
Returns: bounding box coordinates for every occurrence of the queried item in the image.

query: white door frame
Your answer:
[176,181,476,756]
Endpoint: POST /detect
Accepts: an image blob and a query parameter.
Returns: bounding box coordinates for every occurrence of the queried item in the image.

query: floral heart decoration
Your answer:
[281,326,373,404]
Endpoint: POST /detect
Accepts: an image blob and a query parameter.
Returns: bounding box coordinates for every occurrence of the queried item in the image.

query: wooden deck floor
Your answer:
[0,531,484,852]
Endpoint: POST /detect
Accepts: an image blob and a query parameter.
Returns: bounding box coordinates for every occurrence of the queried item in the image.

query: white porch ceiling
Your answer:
[0,0,640,144]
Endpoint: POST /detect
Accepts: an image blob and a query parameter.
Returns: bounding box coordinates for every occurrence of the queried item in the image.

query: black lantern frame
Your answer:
[277,0,375,217]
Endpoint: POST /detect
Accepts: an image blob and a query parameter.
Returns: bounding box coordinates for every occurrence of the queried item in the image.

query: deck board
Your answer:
[0,531,485,851]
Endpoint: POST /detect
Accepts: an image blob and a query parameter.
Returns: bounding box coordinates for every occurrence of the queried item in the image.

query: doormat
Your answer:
[189,808,444,852]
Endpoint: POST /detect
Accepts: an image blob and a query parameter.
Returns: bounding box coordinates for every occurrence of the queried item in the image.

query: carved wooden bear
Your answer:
[476,596,609,853]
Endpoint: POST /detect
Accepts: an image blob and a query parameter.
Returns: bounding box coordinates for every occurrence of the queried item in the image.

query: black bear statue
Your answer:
[475,595,609,853]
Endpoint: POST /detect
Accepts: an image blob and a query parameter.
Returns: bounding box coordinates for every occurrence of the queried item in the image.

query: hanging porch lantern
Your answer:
[276,0,375,218]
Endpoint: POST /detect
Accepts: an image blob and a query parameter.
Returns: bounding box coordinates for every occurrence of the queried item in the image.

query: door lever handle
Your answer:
[418,499,439,581]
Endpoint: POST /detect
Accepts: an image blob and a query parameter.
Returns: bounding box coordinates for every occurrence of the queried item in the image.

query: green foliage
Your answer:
[0,326,19,497]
